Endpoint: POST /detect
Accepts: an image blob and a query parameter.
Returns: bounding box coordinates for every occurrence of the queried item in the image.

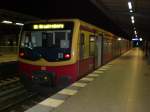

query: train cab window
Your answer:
[20,22,74,61]
[20,30,72,61]
[21,31,71,49]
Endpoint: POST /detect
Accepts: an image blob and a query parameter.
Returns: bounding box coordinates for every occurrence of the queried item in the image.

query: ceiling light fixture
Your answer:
[130,10,133,12]
[134,30,137,35]
[15,23,24,26]
[135,34,138,38]
[132,38,138,41]
[131,16,134,20]
[131,19,135,24]
[117,37,122,41]
[139,38,143,41]
[2,20,13,24]
[128,1,132,10]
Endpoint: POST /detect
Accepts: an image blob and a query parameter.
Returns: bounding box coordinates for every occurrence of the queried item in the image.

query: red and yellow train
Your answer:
[18,19,130,91]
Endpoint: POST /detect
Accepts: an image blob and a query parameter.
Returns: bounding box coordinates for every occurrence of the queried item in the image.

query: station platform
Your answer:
[26,48,150,112]
[0,54,17,63]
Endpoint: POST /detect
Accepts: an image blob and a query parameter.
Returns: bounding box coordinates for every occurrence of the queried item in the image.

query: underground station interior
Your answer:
[0,0,150,112]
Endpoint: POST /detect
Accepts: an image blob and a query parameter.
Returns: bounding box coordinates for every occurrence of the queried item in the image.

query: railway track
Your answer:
[0,77,52,112]
[0,61,18,80]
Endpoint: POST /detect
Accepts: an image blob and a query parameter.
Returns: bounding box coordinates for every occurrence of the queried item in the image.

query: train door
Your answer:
[89,34,102,69]
[89,35,97,69]
[96,34,102,67]
[78,33,86,77]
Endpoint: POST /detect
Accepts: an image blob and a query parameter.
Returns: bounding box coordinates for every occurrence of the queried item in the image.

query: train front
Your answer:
[18,21,77,91]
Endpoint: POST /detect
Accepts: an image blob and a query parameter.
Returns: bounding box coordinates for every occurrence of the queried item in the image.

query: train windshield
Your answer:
[19,22,74,61]
[21,30,71,49]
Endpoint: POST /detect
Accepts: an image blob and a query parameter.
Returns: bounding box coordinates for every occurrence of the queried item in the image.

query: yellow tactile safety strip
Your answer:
[0,54,17,63]
[93,71,104,74]
[39,98,64,107]
[80,77,94,81]
[71,82,87,87]
[98,68,108,71]
[87,74,100,77]
[101,66,111,69]
[58,89,78,96]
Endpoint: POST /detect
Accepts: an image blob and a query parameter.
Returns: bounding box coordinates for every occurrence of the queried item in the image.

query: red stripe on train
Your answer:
[19,57,94,83]
[19,62,78,82]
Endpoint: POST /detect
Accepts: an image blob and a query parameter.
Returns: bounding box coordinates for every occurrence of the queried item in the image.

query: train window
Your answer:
[42,32,53,48]
[21,30,71,49]
[80,33,85,45]
[20,22,74,61]
[55,32,67,48]
[60,40,69,48]
[20,30,72,61]
[31,32,42,47]
[21,31,43,48]
[90,35,95,42]
[89,35,96,56]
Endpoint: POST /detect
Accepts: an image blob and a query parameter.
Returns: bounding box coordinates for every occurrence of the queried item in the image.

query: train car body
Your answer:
[18,19,130,91]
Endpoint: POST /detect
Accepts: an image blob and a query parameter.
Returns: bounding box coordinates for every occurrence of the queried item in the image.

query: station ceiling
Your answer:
[0,9,39,35]
[90,0,150,40]
[0,0,150,40]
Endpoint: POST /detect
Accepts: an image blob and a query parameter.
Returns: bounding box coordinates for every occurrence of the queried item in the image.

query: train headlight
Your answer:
[44,76,48,80]
[64,54,71,59]
[19,52,25,57]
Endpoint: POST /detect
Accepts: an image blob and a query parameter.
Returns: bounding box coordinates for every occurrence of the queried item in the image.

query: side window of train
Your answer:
[89,35,96,56]
[103,37,107,54]
[80,33,85,59]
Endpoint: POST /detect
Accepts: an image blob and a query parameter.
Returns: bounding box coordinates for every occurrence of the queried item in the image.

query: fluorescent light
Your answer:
[128,1,132,10]
[2,20,12,24]
[135,34,138,37]
[131,16,135,24]
[117,38,122,41]
[2,20,24,26]
[130,10,133,12]
[131,19,135,24]
[131,16,134,20]
[15,23,24,26]
[132,38,138,41]
[139,38,143,41]
[134,30,137,35]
